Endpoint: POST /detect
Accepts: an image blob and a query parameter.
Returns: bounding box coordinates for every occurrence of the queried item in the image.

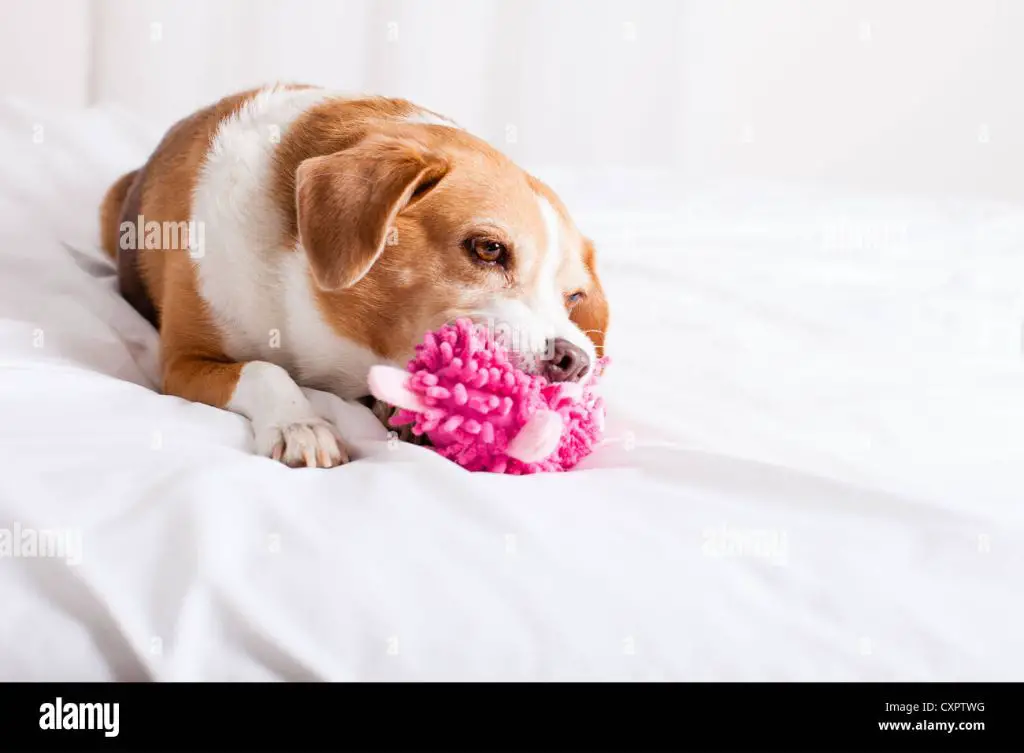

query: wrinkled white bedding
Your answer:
[1,98,1022,680]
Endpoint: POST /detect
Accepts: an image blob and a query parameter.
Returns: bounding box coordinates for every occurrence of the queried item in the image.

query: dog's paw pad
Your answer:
[256,418,349,468]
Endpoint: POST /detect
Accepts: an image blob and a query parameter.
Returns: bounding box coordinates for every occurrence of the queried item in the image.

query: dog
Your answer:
[99,84,608,468]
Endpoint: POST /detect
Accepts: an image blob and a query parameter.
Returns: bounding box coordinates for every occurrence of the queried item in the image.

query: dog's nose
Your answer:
[543,338,591,383]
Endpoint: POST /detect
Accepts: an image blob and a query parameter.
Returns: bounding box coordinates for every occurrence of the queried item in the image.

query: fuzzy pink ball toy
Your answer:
[367,319,608,473]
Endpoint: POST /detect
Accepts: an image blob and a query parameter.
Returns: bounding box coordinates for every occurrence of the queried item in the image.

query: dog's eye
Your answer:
[565,291,586,307]
[466,237,508,265]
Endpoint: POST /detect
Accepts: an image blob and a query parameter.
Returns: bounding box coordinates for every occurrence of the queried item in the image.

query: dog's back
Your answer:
[99,86,277,326]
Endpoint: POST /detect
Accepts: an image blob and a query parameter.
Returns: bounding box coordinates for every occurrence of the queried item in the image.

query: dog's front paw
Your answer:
[255,418,350,468]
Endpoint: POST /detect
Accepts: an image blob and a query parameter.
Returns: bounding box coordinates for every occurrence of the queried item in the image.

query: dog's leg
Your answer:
[164,357,350,467]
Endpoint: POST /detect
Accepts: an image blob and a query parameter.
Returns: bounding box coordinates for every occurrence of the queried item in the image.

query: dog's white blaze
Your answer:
[526,196,596,362]
[469,195,595,373]
[532,195,566,319]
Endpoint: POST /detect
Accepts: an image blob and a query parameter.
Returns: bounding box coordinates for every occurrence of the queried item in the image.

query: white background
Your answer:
[2,0,1023,682]
[2,0,1022,199]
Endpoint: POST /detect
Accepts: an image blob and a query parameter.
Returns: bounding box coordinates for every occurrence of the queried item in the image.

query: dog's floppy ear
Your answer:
[571,238,610,357]
[295,134,449,290]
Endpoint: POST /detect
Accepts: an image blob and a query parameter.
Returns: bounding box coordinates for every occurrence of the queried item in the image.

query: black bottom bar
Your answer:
[3,682,1017,752]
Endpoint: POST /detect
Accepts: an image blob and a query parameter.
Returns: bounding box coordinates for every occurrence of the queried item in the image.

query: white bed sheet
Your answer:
[1,98,1022,681]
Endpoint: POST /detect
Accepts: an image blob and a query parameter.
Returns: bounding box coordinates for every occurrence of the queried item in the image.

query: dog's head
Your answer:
[295,123,608,384]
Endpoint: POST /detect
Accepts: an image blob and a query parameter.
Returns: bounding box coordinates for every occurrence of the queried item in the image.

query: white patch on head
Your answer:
[403,109,461,128]
[534,196,565,314]
[469,194,596,377]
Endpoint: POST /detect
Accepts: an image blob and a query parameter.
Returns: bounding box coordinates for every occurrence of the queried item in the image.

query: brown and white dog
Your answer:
[99,84,608,468]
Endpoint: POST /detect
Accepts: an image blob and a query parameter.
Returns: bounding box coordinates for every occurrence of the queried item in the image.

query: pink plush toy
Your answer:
[367,319,607,473]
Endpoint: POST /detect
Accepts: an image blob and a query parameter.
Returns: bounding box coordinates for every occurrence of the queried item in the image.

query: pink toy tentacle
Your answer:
[506,409,564,464]
[367,365,428,413]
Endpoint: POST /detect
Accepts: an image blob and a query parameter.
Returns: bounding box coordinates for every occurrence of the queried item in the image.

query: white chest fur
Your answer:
[190,86,386,399]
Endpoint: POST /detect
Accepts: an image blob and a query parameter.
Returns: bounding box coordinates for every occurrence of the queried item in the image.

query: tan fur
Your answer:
[295,133,450,290]
[574,239,609,357]
[99,169,138,259]
[100,87,272,406]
